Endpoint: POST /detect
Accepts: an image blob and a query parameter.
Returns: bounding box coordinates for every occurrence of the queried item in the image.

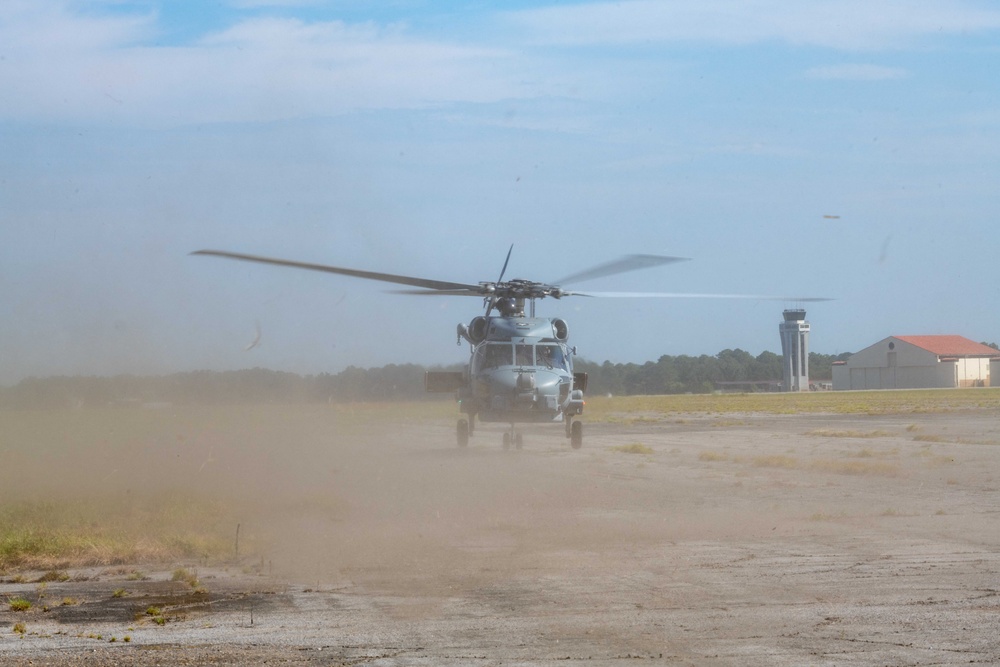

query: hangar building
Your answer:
[832,335,999,390]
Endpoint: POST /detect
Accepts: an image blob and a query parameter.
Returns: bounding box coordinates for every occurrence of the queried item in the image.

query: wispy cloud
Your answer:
[227,0,324,8]
[805,64,908,80]
[504,0,1000,50]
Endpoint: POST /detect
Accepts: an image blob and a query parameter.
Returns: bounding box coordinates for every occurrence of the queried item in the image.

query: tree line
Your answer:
[0,349,851,409]
[576,349,850,396]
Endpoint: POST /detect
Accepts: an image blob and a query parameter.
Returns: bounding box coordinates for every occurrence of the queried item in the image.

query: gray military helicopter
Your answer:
[193,248,827,449]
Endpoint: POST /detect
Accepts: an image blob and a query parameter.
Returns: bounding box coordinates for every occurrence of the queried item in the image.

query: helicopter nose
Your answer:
[490,371,522,392]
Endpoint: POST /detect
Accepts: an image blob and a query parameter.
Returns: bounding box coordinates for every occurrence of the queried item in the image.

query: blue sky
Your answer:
[2,0,999,384]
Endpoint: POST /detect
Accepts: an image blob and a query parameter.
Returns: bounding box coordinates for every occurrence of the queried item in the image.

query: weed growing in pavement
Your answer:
[172,567,199,588]
[611,443,654,455]
[8,597,31,612]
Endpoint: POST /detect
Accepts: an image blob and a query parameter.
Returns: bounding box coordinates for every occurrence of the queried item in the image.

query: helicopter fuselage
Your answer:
[459,316,584,424]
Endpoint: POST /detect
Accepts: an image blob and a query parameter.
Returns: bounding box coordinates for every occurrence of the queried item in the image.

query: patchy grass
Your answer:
[171,567,199,588]
[12,622,26,635]
[698,451,729,462]
[0,493,237,571]
[806,429,895,439]
[810,459,900,476]
[610,442,654,455]
[711,419,748,427]
[8,597,31,612]
[585,388,1000,420]
[747,455,899,476]
[752,455,799,469]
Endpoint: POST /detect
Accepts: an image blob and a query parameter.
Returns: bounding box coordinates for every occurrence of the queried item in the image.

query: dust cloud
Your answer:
[4,402,1000,663]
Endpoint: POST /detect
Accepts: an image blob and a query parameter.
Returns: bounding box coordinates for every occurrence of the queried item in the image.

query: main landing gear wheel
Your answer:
[457,419,469,447]
[570,420,583,449]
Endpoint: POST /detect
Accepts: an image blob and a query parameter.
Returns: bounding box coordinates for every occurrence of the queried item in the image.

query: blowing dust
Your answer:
[1,401,762,593]
[6,400,1000,663]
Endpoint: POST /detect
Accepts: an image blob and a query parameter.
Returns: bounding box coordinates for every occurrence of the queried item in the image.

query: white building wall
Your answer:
[956,357,991,387]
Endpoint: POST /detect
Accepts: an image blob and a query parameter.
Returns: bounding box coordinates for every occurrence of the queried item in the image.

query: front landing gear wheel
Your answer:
[502,431,511,450]
[515,433,523,449]
[457,419,469,447]
[570,420,583,449]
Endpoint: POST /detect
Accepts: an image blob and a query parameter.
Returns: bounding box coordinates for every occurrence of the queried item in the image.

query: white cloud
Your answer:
[2,0,998,129]
[805,64,908,80]
[0,8,525,126]
[505,0,1000,50]
[0,1,154,51]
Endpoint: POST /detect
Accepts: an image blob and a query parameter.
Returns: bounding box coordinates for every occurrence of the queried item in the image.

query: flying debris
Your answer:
[193,247,830,449]
[822,215,841,219]
[244,321,261,351]
[879,235,892,264]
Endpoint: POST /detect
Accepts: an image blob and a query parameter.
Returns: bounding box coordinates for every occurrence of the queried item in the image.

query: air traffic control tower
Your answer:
[779,309,810,392]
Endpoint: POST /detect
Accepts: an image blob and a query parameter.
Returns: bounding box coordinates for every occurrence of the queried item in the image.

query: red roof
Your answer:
[894,335,999,357]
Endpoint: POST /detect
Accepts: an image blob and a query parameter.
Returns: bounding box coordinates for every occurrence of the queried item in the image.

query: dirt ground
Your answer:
[2,406,999,665]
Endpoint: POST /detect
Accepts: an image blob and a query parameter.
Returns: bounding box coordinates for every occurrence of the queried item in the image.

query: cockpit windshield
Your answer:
[515,343,533,366]
[476,343,512,371]
[475,342,568,372]
[536,343,568,371]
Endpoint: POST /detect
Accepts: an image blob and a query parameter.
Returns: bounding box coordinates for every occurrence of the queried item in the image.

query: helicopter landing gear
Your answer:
[502,427,523,450]
[567,419,583,449]
[457,419,469,448]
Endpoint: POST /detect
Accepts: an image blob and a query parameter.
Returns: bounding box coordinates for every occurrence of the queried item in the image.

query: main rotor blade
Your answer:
[387,289,485,296]
[570,291,833,301]
[191,250,482,292]
[497,244,513,283]
[554,254,689,285]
